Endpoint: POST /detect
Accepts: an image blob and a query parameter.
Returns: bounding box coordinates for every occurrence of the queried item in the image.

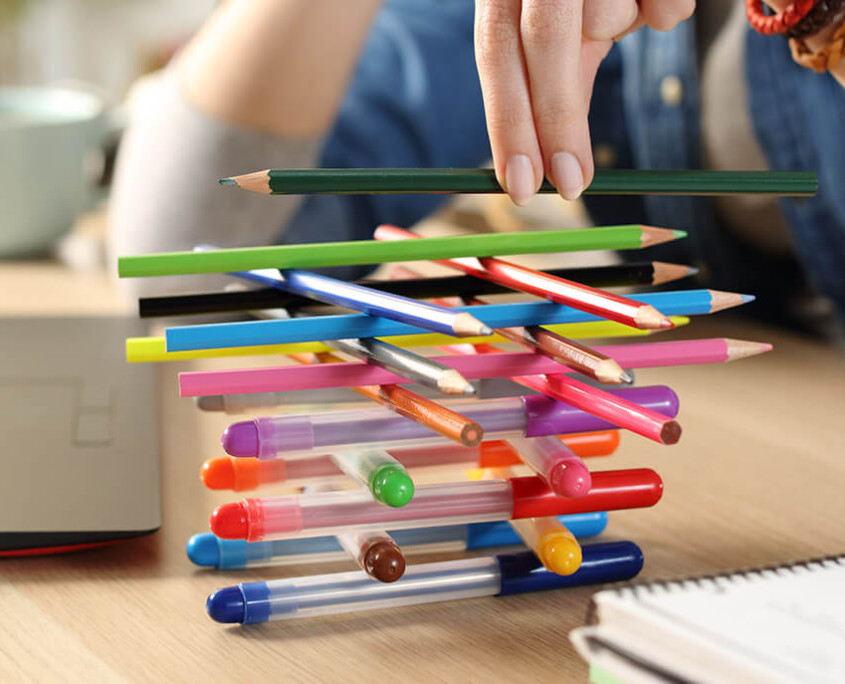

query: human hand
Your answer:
[474,0,695,205]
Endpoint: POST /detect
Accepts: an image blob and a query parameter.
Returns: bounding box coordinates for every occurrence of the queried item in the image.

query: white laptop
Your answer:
[0,316,159,553]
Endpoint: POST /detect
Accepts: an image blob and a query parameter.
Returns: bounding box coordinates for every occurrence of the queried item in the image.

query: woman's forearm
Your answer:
[178,0,386,137]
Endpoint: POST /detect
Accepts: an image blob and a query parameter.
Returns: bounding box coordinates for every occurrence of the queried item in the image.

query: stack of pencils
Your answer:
[119,167,808,626]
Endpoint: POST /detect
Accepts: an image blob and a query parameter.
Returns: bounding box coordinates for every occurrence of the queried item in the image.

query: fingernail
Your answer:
[505,155,536,206]
[551,152,584,201]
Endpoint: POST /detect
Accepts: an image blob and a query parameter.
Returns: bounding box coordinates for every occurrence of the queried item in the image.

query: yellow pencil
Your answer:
[126,316,689,363]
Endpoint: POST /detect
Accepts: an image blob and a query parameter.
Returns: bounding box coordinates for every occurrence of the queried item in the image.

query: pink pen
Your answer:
[508,436,591,499]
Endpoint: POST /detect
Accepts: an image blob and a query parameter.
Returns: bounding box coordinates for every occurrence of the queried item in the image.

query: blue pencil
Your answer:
[196,245,491,338]
[166,289,753,352]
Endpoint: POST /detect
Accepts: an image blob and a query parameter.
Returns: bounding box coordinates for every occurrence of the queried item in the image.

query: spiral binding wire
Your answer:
[586,553,845,625]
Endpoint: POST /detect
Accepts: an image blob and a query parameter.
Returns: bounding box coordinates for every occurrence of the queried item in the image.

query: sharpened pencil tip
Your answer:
[219,178,237,186]
[723,339,774,361]
[620,371,634,385]
[440,370,477,396]
[741,294,756,304]
[635,305,674,330]
[651,262,699,285]
[452,313,492,338]
[672,230,687,239]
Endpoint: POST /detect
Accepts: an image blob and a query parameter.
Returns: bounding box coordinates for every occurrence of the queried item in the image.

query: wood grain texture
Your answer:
[2,254,844,683]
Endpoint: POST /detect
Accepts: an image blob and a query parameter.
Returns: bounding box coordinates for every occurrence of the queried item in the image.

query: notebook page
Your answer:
[632,560,845,682]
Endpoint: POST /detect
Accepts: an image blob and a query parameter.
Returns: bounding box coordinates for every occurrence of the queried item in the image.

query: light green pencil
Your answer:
[118,225,684,278]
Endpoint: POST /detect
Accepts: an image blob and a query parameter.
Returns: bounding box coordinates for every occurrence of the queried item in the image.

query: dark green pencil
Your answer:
[221,168,818,197]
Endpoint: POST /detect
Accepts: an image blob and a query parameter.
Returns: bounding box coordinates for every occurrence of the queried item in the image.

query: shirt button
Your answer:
[660,75,684,107]
[593,144,617,169]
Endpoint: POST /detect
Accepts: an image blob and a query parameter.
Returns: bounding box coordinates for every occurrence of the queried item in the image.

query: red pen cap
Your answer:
[509,468,663,519]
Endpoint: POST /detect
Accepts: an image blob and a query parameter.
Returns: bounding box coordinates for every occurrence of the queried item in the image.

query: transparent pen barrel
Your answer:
[253,398,526,457]
[330,449,397,489]
[243,557,501,621]
[255,480,514,540]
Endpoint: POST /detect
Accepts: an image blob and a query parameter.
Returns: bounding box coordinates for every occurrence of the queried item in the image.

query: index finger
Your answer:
[520,0,592,200]
[475,0,544,206]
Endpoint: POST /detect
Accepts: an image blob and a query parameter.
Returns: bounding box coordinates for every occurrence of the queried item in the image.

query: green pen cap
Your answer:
[369,463,415,508]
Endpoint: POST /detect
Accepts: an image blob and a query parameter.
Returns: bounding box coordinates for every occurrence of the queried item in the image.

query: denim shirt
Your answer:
[280,0,845,320]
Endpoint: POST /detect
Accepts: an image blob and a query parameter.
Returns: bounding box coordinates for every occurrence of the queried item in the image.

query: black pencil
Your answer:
[138,262,696,318]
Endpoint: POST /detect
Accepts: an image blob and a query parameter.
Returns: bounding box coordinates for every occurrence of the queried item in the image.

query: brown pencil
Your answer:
[449,293,633,385]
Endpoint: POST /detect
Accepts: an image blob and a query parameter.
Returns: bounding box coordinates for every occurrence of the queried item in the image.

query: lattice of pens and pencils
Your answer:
[120,168,813,624]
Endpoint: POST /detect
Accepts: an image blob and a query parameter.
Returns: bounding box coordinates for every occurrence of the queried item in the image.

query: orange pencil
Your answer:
[289,351,482,447]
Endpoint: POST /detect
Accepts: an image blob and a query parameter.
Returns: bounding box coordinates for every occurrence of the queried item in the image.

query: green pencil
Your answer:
[118,225,683,278]
[220,168,818,197]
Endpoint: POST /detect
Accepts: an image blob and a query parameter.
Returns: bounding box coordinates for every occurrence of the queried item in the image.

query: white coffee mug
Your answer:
[0,86,121,257]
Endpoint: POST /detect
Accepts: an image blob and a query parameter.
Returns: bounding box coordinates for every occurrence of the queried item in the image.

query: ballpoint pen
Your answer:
[220,386,677,458]
[210,469,662,542]
[186,512,608,569]
[205,541,644,624]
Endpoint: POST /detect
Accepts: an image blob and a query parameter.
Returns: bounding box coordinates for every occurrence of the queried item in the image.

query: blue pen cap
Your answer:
[187,533,222,568]
[496,541,643,596]
[187,533,267,569]
[465,512,609,550]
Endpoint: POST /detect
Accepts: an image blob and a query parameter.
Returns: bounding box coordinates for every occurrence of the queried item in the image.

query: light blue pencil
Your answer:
[165,289,752,352]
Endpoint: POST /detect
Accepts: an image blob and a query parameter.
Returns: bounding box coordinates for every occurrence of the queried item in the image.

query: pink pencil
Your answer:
[178,338,771,397]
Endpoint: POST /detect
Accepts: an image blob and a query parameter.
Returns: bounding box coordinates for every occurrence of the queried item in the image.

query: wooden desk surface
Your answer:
[2,257,844,683]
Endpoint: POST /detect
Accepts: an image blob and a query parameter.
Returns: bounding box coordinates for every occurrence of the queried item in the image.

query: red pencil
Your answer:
[374,224,674,330]
[447,342,681,446]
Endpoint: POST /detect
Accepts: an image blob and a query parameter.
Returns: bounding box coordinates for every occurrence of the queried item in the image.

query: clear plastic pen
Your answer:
[329,449,414,507]
[221,386,678,459]
[211,469,663,542]
[186,513,609,570]
[205,541,644,624]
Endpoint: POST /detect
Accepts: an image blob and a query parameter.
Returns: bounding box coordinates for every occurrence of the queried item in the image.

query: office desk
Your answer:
[1,255,844,683]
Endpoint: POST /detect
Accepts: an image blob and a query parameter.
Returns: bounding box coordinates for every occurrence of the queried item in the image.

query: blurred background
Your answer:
[0,0,214,95]
[0,0,590,274]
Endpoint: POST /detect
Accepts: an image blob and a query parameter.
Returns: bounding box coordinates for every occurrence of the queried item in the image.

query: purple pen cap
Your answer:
[223,416,316,459]
[222,421,259,458]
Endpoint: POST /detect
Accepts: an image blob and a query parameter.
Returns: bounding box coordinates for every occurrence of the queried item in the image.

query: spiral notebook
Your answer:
[571,555,845,684]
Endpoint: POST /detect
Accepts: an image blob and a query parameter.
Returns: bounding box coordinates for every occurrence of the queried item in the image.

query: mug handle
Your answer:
[84,106,127,210]
[48,79,127,209]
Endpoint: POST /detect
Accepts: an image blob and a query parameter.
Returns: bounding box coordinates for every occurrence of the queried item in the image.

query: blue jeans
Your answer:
[280,0,845,322]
